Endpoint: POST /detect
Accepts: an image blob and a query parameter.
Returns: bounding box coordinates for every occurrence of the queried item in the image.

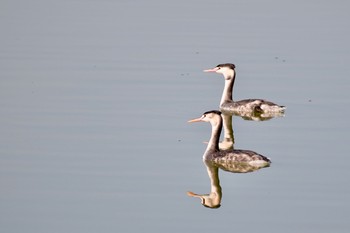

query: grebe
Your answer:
[188,110,271,166]
[204,63,286,114]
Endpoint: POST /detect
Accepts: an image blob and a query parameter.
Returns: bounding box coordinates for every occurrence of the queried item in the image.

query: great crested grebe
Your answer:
[188,110,271,166]
[204,63,286,114]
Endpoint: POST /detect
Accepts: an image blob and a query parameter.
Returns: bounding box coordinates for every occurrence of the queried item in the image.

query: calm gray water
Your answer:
[1,0,349,232]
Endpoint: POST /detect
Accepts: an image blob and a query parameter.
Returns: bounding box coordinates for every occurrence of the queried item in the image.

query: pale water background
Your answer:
[1,0,349,232]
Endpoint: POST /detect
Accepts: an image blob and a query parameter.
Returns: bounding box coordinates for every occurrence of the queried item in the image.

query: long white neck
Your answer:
[220,70,235,106]
[205,116,222,154]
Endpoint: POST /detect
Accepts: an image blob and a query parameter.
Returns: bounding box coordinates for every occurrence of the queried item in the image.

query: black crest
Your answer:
[216,63,235,70]
[203,110,222,115]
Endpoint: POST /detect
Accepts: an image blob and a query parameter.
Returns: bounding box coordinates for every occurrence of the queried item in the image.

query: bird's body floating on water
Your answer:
[188,110,271,167]
[204,63,286,114]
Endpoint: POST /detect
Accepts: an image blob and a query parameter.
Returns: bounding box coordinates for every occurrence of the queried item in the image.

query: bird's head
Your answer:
[204,63,236,79]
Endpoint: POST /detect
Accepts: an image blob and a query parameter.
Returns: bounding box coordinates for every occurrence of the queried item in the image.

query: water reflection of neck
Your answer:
[187,161,222,209]
[205,161,222,208]
[220,113,234,150]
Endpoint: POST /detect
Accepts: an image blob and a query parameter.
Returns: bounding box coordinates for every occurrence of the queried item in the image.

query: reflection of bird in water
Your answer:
[218,112,234,151]
[188,110,271,169]
[204,63,286,117]
[187,160,222,209]
[222,109,283,122]
[187,159,269,208]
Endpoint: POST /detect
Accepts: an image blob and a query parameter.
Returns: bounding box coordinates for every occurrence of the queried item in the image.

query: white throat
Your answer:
[220,70,235,105]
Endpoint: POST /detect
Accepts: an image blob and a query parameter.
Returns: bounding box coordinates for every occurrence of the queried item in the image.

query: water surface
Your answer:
[1,0,350,232]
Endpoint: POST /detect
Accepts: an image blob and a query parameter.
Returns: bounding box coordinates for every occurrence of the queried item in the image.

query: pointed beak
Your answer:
[187,191,201,197]
[203,67,219,72]
[188,116,203,123]
[187,191,207,204]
